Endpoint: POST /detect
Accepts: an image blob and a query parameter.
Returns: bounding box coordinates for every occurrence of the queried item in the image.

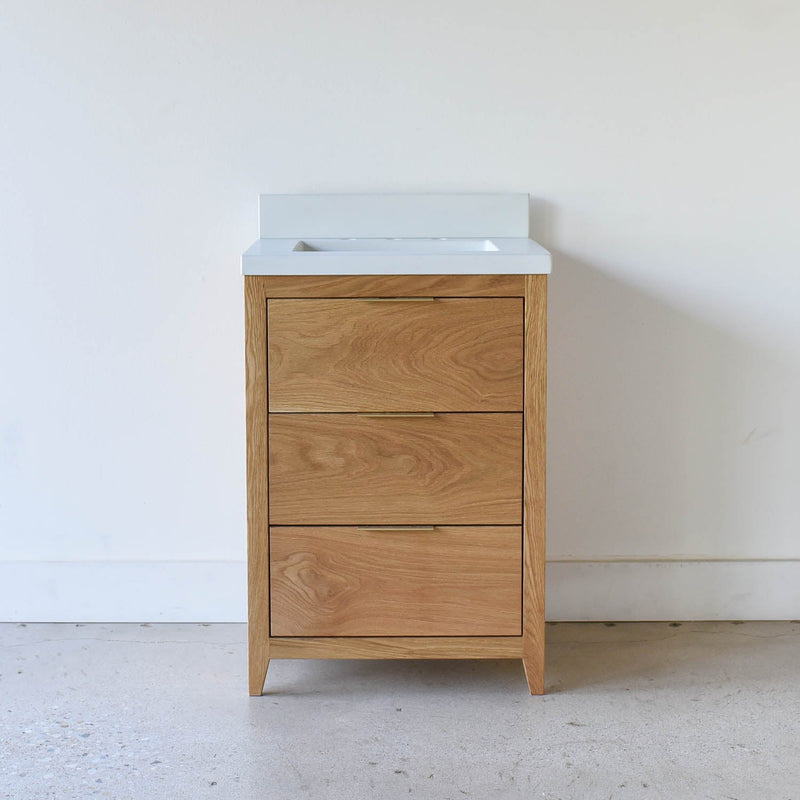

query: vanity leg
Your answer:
[249,650,270,696]
[522,654,544,695]
[245,277,271,697]
[523,275,547,696]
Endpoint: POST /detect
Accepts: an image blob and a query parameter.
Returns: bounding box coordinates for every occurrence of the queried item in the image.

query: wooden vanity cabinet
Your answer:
[245,274,546,694]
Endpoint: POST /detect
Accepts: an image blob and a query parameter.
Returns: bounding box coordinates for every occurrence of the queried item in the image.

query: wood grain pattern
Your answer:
[522,275,547,695]
[245,271,545,693]
[244,277,270,695]
[268,298,523,412]
[249,273,524,298]
[270,526,521,636]
[268,413,522,524]
[268,636,524,659]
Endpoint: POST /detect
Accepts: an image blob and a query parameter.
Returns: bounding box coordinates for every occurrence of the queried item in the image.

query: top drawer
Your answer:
[267,297,523,412]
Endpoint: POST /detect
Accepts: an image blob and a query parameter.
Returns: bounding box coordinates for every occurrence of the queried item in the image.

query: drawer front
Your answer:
[268,413,522,525]
[270,526,522,636]
[268,298,523,412]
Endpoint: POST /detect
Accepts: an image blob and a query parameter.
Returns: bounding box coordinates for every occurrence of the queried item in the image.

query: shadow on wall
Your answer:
[531,202,800,567]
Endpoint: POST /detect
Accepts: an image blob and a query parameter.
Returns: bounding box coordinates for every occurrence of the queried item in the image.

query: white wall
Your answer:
[2,1,799,621]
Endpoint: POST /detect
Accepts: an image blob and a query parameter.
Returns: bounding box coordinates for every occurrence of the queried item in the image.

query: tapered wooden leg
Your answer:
[249,647,269,696]
[522,654,544,695]
[523,275,547,696]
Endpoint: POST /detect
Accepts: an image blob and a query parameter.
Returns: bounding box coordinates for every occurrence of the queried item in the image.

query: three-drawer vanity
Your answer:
[243,194,551,694]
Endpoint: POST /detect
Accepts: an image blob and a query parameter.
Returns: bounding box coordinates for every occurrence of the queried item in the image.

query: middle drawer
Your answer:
[269,412,522,525]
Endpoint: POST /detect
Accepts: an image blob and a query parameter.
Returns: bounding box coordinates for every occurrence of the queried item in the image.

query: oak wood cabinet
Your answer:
[245,273,546,694]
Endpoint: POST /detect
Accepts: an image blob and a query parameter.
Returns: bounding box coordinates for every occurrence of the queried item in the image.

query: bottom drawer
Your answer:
[270,526,521,637]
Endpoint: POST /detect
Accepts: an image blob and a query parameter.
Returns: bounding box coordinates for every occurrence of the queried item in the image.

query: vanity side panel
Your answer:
[245,277,270,695]
[523,274,547,695]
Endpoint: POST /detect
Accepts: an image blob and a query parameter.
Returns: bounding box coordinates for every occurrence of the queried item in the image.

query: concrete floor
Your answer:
[1,622,799,800]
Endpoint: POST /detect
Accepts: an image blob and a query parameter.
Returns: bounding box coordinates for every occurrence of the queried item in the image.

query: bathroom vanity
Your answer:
[242,194,550,694]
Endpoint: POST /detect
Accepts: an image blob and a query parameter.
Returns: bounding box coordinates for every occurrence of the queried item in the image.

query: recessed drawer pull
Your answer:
[356,412,436,418]
[357,525,436,532]
[353,297,435,302]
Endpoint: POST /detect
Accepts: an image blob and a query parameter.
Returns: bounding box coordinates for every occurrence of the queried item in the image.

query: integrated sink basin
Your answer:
[241,193,552,275]
[292,238,501,253]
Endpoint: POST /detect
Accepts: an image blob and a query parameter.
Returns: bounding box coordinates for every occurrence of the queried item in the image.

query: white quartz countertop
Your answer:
[241,194,551,275]
[241,237,551,275]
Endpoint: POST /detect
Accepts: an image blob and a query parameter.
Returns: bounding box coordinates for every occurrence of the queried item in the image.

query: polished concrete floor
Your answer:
[1,621,798,800]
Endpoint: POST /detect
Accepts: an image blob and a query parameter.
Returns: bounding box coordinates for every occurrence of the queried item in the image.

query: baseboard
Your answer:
[1,559,798,622]
[547,559,800,620]
[0,560,246,622]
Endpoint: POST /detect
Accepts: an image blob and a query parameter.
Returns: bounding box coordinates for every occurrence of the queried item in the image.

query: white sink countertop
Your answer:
[242,194,552,275]
[242,236,551,275]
